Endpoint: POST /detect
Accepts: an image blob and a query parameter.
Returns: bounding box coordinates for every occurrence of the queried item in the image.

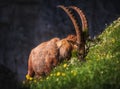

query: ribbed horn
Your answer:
[57,5,85,60]
[69,6,88,37]
[57,5,82,46]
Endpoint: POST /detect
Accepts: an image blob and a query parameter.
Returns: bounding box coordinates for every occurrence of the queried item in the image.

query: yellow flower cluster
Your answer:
[26,74,33,81]
[51,72,66,77]
[46,77,49,80]
[33,80,37,83]
[61,73,66,76]
[56,72,61,76]
[63,63,67,68]
[71,70,77,76]
[48,64,67,78]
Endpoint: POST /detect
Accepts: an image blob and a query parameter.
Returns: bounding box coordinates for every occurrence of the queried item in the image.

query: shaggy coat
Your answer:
[27,38,60,78]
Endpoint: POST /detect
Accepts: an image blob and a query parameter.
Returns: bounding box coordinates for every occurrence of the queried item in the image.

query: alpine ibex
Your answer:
[26,5,88,79]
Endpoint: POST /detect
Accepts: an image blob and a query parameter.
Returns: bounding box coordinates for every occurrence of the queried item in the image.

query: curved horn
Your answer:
[69,6,88,37]
[57,5,85,60]
[57,5,83,46]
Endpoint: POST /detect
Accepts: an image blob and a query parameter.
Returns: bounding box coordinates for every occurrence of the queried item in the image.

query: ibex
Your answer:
[26,5,88,79]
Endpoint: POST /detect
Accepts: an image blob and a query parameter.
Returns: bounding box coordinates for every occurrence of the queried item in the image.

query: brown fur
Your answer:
[27,38,60,78]
[27,35,77,78]
[57,34,77,61]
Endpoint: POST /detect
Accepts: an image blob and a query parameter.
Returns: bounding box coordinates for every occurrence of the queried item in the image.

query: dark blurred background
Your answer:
[0,0,120,84]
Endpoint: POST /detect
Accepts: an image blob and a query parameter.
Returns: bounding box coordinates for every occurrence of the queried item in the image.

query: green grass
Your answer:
[22,18,120,89]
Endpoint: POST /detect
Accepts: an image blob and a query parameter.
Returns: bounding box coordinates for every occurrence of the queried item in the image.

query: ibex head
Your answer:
[57,5,88,60]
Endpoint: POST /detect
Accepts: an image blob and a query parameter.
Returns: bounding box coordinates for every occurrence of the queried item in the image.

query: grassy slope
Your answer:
[23,18,120,89]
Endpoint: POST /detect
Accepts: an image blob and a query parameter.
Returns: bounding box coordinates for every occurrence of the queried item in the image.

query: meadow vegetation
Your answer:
[23,18,120,89]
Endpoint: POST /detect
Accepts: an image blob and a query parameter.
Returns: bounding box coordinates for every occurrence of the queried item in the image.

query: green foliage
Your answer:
[23,18,120,89]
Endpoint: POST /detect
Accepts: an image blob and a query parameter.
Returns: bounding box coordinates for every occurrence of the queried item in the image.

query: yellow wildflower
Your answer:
[73,72,77,76]
[62,73,66,76]
[56,72,61,76]
[34,80,37,83]
[26,74,33,80]
[46,77,49,80]
[71,70,74,73]
[50,74,53,76]
[63,63,67,68]
[71,70,77,76]
[29,77,33,81]
[26,74,29,79]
